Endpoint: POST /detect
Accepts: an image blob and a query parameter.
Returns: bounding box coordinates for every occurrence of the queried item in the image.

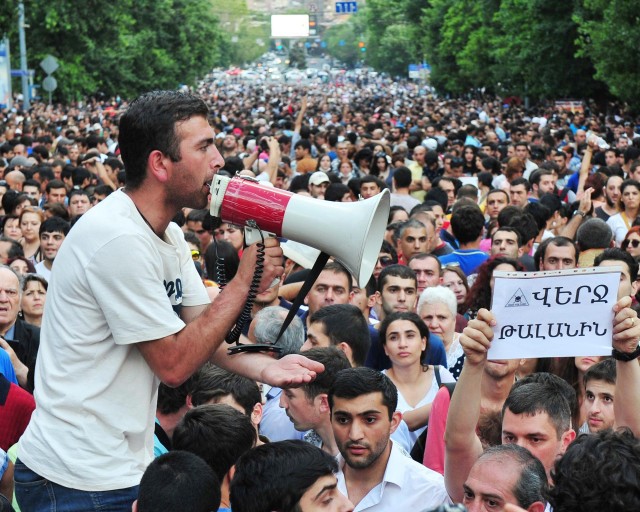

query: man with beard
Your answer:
[594,174,622,222]
[329,367,448,510]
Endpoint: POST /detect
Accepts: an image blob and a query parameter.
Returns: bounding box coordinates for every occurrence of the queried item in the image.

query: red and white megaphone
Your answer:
[210,175,390,286]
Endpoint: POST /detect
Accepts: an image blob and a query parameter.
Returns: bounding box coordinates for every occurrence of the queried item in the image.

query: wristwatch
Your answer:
[612,345,640,362]
[572,210,586,218]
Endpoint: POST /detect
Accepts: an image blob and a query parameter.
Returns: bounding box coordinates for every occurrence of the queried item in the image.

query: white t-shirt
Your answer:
[34,260,51,281]
[19,190,210,491]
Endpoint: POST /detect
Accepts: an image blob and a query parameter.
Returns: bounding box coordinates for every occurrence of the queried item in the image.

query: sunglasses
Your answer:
[622,239,640,249]
[191,250,201,260]
[378,256,394,266]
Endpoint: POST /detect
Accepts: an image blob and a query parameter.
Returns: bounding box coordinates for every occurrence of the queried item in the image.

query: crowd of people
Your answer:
[0,71,639,512]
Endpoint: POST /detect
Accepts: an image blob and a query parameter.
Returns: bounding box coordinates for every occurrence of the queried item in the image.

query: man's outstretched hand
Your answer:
[260,354,324,387]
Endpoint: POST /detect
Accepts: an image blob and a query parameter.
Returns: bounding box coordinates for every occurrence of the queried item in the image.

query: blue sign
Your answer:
[336,2,357,14]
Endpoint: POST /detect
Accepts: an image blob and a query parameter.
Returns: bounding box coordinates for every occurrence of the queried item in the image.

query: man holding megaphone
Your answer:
[15,90,324,512]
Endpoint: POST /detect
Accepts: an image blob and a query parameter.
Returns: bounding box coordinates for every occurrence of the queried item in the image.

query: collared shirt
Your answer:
[336,441,448,511]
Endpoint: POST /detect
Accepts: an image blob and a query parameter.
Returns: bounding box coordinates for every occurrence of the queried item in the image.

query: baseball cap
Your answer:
[308,172,330,186]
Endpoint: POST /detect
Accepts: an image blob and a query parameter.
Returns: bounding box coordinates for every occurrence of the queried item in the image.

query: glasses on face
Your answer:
[378,255,394,266]
[191,250,201,260]
[622,239,640,249]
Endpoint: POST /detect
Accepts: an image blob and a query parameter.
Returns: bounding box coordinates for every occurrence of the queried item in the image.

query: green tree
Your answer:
[324,21,361,68]
[574,0,639,107]
[1,0,226,101]
[492,0,602,100]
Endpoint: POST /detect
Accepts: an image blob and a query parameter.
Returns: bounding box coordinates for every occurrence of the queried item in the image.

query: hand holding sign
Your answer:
[489,267,621,360]
[460,308,496,366]
[612,295,640,354]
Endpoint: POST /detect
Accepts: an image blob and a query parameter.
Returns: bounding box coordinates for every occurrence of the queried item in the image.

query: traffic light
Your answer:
[309,15,317,36]
[358,41,366,52]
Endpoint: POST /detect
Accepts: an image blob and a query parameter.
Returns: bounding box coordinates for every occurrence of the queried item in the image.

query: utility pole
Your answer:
[19,2,30,111]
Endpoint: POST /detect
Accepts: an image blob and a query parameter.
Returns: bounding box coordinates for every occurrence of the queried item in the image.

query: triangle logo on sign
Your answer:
[505,288,529,307]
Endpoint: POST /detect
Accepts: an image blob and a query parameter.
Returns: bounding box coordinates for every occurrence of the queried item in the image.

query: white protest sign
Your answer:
[488,267,621,359]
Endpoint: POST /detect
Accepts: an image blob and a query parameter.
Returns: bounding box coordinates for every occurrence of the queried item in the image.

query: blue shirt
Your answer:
[438,249,489,277]
[0,348,17,385]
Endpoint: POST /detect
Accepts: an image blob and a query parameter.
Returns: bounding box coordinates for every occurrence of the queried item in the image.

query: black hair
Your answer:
[548,429,640,512]
[298,347,352,399]
[39,216,70,237]
[594,247,639,282]
[309,304,371,367]
[172,404,256,480]
[533,236,578,271]
[190,364,261,415]
[392,166,412,188]
[230,440,338,512]
[324,182,351,202]
[503,381,572,438]
[137,451,221,512]
[450,204,485,244]
[583,358,616,387]
[119,91,209,190]
[377,263,416,292]
[328,367,398,420]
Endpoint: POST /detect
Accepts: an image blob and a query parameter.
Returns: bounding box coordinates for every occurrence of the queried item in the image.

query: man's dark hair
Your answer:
[539,192,563,216]
[524,202,552,232]
[72,166,91,187]
[39,216,70,237]
[425,187,449,211]
[0,236,24,260]
[22,178,41,192]
[594,247,639,282]
[104,157,124,171]
[377,263,416,292]
[529,168,554,189]
[450,204,485,244]
[457,183,479,201]
[172,404,256,480]
[45,179,66,194]
[497,205,523,228]
[548,429,640,512]
[503,381,572,439]
[230,440,338,512]
[294,138,311,151]
[533,236,578,270]
[137,450,221,512]
[119,91,209,190]
[298,347,352,400]
[477,444,547,508]
[510,176,531,191]
[583,358,616,388]
[328,367,398,420]
[360,174,387,191]
[576,218,613,251]
[511,372,579,438]
[156,375,196,416]
[486,188,510,203]
[93,184,114,197]
[492,226,522,246]
[189,364,261,415]
[309,305,370,367]
[68,188,90,201]
[392,166,412,188]
[321,261,353,292]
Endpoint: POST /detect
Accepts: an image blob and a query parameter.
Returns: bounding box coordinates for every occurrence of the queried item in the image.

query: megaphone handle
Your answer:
[245,226,276,246]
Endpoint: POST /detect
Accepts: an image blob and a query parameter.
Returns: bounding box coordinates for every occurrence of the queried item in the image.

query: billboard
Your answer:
[271,15,310,38]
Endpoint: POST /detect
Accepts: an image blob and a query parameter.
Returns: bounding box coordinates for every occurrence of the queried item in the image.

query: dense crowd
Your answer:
[0,73,639,512]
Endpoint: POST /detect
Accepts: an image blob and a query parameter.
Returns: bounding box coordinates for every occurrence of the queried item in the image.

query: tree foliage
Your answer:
[574,0,640,107]
[0,0,228,101]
